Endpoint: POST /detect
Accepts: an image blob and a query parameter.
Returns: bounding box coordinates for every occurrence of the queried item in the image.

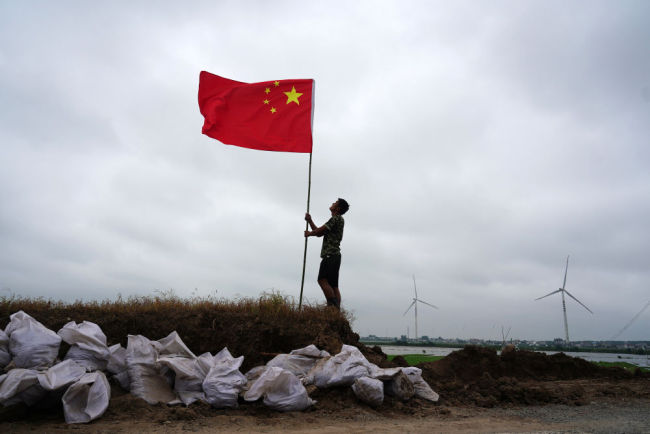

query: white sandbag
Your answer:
[369,366,402,380]
[107,344,127,374]
[153,331,196,358]
[126,334,176,404]
[113,370,130,390]
[106,344,130,390]
[202,348,247,408]
[0,368,46,406]
[290,345,330,359]
[244,366,314,411]
[266,345,330,379]
[64,345,107,372]
[401,367,439,402]
[0,330,10,369]
[58,321,110,372]
[5,311,61,369]
[37,359,86,391]
[242,365,269,393]
[158,355,205,406]
[62,371,110,424]
[384,370,415,401]
[351,376,384,407]
[309,345,371,388]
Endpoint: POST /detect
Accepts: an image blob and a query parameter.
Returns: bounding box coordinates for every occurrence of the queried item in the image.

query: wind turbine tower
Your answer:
[403,275,438,340]
[535,255,593,344]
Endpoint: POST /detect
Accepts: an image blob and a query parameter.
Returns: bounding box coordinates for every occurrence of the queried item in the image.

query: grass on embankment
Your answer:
[0,291,358,371]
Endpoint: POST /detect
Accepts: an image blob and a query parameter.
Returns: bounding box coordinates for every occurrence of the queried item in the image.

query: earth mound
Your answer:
[419,346,645,407]
[0,296,363,371]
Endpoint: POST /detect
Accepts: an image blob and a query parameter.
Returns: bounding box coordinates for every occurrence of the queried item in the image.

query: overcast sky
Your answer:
[1,1,649,342]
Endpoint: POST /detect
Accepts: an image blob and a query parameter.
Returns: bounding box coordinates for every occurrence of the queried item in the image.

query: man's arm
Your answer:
[304,224,328,238]
[305,213,318,230]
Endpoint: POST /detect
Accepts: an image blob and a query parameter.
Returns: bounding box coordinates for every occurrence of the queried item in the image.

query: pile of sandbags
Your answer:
[268,344,439,407]
[0,311,440,424]
[0,312,111,423]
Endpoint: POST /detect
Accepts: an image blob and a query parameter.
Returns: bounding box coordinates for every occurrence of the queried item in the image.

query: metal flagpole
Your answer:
[298,152,313,310]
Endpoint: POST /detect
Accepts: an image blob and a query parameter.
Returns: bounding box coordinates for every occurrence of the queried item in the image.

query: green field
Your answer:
[386,354,444,365]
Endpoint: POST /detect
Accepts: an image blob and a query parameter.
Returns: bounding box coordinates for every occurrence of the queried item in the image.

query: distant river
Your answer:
[379,345,650,368]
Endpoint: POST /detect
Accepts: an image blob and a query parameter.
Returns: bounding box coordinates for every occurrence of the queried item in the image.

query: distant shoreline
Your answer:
[359,340,650,355]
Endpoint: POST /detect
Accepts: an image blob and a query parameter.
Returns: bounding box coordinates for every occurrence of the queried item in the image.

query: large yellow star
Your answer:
[283,86,303,105]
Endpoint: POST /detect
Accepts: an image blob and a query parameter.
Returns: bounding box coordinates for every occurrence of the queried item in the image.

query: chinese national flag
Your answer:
[198,71,314,153]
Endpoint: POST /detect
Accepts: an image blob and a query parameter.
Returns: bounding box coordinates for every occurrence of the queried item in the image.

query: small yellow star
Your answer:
[274,81,280,87]
[270,107,277,113]
[264,87,271,94]
[284,86,303,105]
[263,99,270,104]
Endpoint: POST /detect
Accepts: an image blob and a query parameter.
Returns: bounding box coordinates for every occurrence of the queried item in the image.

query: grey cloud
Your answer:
[1,1,648,340]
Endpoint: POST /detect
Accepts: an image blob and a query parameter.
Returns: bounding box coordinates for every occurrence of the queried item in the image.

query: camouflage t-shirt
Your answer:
[321,215,344,258]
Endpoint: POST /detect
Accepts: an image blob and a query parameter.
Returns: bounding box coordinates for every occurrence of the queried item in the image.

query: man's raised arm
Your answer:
[304,213,328,237]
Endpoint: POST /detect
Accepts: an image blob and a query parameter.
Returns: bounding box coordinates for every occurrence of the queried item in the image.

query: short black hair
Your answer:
[337,198,349,215]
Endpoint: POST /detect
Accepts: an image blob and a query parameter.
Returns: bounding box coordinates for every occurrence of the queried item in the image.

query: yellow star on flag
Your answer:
[264,87,271,94]
[263,99,270,104]
[283,86,303,105]
[270,107,277,113]
[274,81,280,87]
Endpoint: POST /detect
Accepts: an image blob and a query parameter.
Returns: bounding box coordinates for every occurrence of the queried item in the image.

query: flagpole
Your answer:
[298,151,312,310]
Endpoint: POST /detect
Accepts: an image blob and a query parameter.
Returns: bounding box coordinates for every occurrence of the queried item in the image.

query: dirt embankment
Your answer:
[0,298,361,371]
[418,345,650,407]
[1,299,649,430]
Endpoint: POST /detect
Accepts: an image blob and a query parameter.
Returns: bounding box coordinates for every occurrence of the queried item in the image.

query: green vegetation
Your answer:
[595,361,650,373]
[386,354,444,365]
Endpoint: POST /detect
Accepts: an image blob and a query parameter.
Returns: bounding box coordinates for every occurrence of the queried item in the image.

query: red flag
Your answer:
[198,71,314,153]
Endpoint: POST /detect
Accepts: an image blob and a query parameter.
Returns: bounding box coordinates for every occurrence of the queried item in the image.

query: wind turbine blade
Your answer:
[612,300,650,339]
[403,301,416,316]
[535,289,562,301]
[563,289,593,314]
[412,275,418,299]
[417,299,439,309]
[562,255,570,289]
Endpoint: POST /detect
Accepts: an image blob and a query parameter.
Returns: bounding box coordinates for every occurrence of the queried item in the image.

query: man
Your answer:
[304,198,349,309]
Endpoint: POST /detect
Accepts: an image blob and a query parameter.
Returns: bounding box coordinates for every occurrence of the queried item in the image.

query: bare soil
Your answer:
[2,380,649,433]
[2,346,649,433]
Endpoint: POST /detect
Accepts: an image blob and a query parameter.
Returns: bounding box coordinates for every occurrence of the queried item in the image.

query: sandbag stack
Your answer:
[0,310,440,424]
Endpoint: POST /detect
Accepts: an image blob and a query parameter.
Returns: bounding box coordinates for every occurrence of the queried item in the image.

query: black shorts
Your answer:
[318,254,341,287]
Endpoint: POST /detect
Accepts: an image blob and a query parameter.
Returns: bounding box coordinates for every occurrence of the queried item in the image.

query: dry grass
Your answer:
[0,291,359,371]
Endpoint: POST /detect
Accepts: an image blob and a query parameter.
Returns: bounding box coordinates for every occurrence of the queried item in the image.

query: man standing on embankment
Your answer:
[304,198,349,309]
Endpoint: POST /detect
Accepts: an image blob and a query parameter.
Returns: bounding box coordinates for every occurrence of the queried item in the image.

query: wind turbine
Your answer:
[403,275,438,341]
[612,300,650,340]
[535,255,593,344]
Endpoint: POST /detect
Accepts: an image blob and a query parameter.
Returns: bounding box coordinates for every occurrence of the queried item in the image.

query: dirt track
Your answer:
[3,377,649,433]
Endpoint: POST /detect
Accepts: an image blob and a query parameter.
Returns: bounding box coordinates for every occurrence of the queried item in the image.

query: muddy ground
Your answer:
[1,304,649,432]
[2,346,649,433]
[2,378,649,433]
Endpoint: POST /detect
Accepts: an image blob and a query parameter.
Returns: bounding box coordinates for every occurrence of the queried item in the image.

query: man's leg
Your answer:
[317,278,335,299]
[333,287,341,309]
